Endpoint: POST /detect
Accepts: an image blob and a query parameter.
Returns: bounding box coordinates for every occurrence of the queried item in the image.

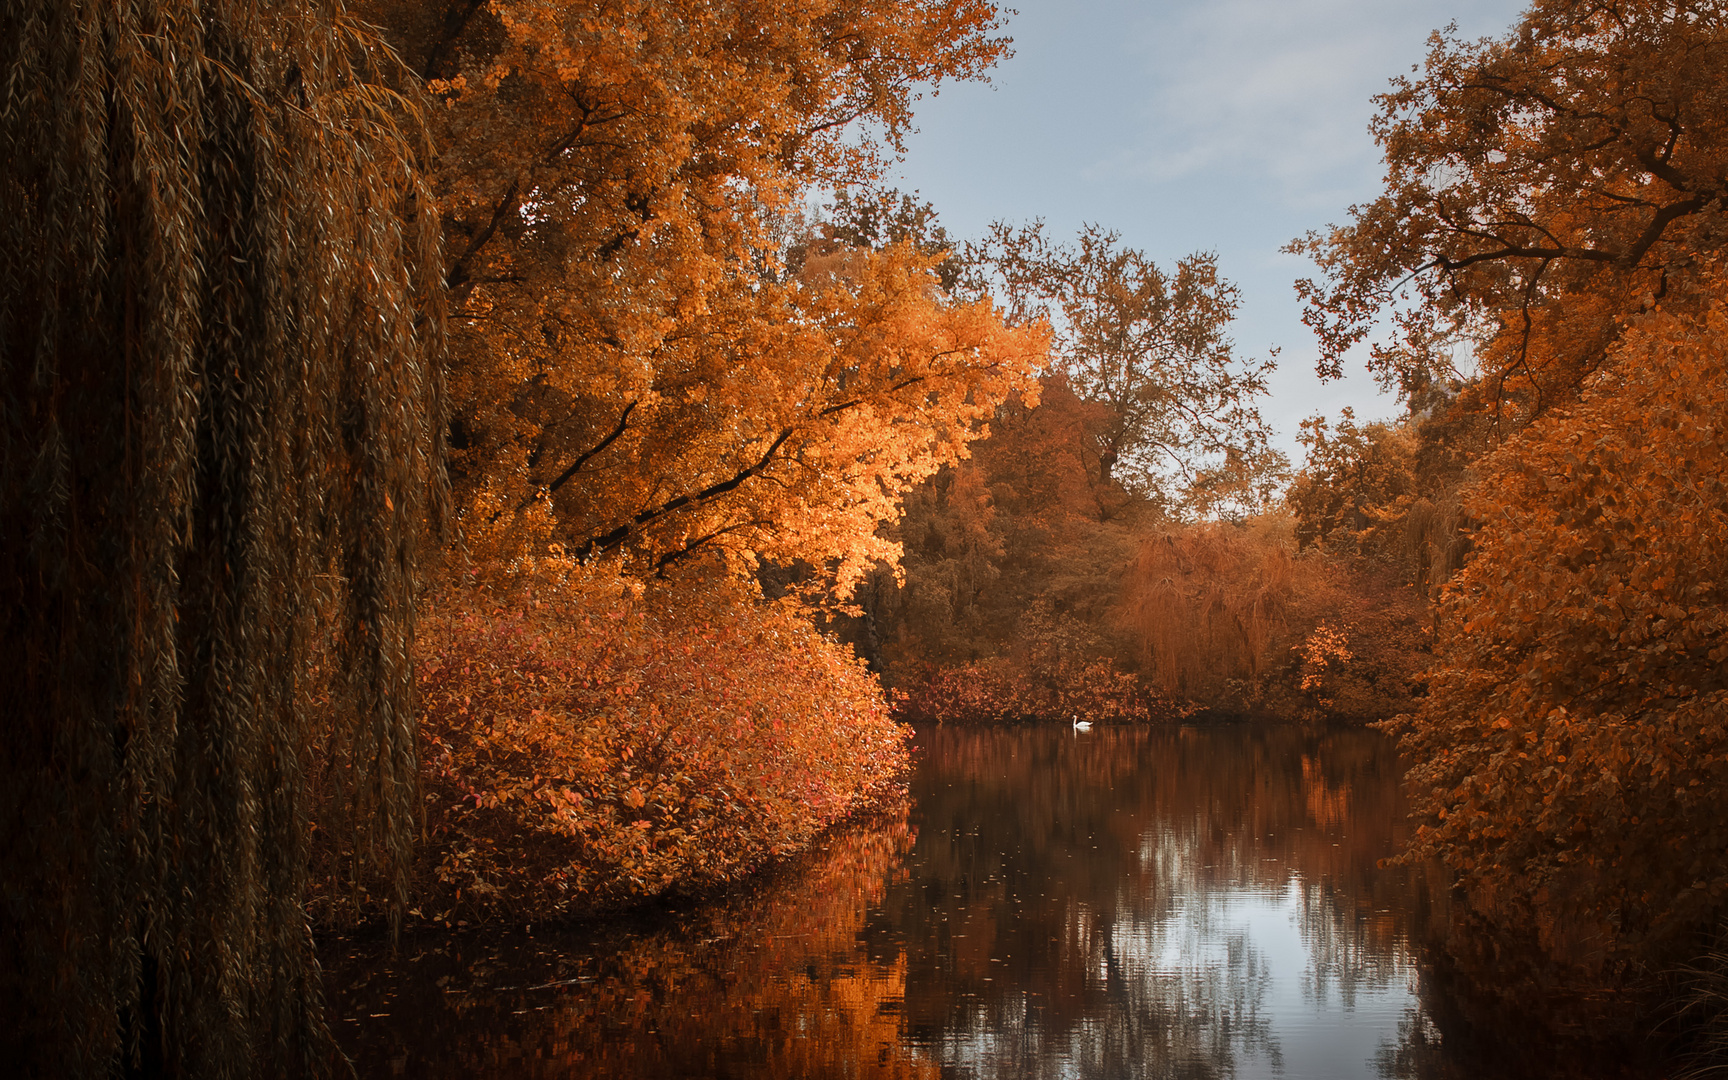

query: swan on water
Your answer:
[1072,716,1093,732]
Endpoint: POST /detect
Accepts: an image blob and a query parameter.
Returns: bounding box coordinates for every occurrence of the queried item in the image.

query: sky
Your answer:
[887,0,1529,464]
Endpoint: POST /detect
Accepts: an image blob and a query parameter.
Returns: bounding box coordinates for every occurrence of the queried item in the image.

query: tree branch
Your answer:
[1620,193,1710,269]
[572,428,796,560]
[652,519,769,575]
[446,173,522,307]
[538,400,637,501]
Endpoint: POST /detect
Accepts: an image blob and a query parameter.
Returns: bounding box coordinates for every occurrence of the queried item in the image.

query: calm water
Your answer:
[324,724,1565,1078]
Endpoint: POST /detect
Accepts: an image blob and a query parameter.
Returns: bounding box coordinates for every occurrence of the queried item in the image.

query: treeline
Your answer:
[834,372,1429,727]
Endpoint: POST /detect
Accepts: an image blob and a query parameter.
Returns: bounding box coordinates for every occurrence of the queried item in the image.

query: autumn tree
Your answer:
[1286,401,1484,596]
[882,377,1132,649]
[1296,0,1728,997]
[1391,299,1728,972]
[980,222,1282,514]
[1289,0,1728,602]
[355,0,1030,590]
[1293,0,1728,426]
[0,0,444,1075]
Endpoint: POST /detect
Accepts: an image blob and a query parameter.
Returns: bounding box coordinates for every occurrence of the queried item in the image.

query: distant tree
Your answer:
[0,1,444,1074]
[817,188,973,293]
[979,222,1282,512]
[1287,409,1418,555]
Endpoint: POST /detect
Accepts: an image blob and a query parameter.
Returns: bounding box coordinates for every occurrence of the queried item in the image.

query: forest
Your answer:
[2,0,1727,1076]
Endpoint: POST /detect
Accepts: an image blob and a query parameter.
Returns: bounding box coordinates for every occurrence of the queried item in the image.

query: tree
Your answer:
[1295,0,1728,989]
[980,222,1282,513]
[0,1,444,1074]
[1294,0,1728,425]
[1391,298,1728,972]
[810,187,973,294]
[356,0,1026,592]
[1287,409,1418,555]
[888,374,1126,659]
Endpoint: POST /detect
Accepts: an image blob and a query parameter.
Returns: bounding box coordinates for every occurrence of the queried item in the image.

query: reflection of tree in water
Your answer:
[1374,1006,1469,1080]
[329,723,1523,1080]
[861,724,1417,1079]
[921,891,1282,1080]
[1293,876,1412,1012]
[327,802,942,1079]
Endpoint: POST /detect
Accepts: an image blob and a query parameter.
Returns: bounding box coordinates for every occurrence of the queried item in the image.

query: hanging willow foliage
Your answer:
[0,0,444,1074]
[1124,525,1293,700]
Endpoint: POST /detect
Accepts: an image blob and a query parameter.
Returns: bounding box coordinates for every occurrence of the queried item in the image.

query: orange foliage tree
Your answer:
[981,223,1282,510]
[1293,0,1728,421]
[358,0,1034,585]
[1287,409,1418,556]
[877,375,1163,722]
[397,556,909,921]
[1294,1,1728,985]
[313,1,1042,916]
[1391,301,1728,971]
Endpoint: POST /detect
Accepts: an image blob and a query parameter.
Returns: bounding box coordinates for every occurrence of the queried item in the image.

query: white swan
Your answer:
[1072,716,1093,732]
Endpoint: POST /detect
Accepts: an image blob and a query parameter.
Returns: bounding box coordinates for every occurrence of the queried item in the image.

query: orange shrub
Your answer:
[409,558,909,922]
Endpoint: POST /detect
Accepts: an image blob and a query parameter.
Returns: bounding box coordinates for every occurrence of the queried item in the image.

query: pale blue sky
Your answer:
[889,0,1528,463]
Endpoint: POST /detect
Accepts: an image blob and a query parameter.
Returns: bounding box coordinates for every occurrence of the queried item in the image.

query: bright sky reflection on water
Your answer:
[326,724,1524,1080]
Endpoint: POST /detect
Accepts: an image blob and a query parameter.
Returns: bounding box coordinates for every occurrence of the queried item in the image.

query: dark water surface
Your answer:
[324,724,1574,1078]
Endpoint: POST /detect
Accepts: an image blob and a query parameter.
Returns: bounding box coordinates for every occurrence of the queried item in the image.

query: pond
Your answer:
[324,723,1628,1078]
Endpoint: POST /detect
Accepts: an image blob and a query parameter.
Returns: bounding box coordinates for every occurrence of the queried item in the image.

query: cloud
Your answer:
[1086,0,1517,208]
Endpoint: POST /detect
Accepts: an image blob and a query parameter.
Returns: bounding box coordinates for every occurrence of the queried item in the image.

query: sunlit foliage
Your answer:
[0,0,443,1073]
[358,0,1033,588]
[297,0,1037,929]
[403,557,908,922]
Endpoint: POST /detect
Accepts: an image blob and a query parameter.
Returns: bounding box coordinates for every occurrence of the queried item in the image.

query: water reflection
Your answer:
[326,724,1498,1079]
[868,725,1419,1079]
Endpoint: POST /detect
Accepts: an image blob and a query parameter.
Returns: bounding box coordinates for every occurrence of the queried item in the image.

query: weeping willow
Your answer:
[0,0,443,1074]
[1125,526,1292,699]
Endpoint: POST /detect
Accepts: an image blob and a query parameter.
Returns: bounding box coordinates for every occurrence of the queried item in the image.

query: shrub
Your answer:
[317,555,909,925]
